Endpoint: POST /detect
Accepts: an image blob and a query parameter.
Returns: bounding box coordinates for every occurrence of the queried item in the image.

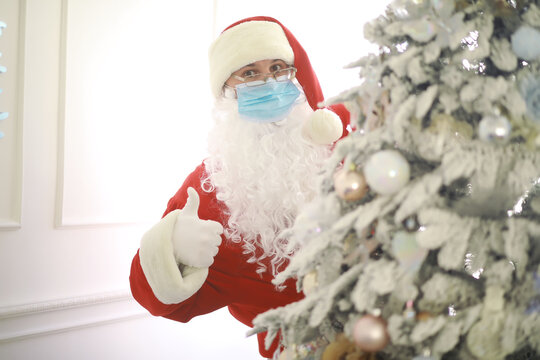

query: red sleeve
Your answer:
[129,162,232,319]
[129,162,301,358]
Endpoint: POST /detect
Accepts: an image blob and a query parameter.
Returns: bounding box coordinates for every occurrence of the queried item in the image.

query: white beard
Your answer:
[203,96,331,275]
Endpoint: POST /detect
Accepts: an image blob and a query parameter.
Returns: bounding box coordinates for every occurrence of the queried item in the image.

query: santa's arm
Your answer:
[129,164,227,318]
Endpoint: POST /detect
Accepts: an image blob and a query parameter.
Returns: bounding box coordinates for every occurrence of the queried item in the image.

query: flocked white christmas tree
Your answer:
[250,0,540,359]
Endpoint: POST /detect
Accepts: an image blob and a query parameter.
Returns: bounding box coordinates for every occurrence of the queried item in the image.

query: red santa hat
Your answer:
[208,16,350,143]
[209,16,326,109]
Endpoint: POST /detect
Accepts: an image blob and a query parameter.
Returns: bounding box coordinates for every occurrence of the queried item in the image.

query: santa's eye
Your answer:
[270,64,283,72]
[242,69,259,78]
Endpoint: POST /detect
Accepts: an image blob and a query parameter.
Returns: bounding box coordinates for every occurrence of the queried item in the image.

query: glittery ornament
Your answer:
[391,231,428,274]
[463,252,486,279]
[334,167,369,201]
[478,114,512,143]
[364,150,410,195]
[302,270,319,295]
[352,315,390,352]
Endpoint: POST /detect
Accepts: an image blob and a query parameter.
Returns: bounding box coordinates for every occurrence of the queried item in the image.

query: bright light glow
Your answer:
[62,0,213,224]
[461,30,479,50]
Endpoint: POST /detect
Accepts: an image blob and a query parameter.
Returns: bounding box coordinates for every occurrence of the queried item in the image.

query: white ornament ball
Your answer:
[352,315,390,352]
[302,271,319,295]
[364,150,410,195]
[478,115,511,144]
[511,25,540,61]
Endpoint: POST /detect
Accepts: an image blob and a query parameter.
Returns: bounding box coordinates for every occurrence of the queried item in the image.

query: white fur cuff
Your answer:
[139,210,209,304]
[302,108,343,145]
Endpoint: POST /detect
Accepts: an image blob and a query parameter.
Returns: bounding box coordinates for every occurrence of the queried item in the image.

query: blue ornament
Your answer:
[511,25,540,61]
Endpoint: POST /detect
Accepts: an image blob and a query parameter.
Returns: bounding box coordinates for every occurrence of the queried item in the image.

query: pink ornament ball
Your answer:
[352,315,390,352]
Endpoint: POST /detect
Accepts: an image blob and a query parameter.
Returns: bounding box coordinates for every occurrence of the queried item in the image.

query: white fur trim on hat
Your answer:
[302,108,343,145]
[139,209,208,304]
[208,20,294,98]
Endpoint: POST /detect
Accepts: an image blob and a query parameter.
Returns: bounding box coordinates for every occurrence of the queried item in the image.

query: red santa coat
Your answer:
[129,162,304,358]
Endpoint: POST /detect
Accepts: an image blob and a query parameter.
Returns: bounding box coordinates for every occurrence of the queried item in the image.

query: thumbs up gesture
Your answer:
[172,187,224,268]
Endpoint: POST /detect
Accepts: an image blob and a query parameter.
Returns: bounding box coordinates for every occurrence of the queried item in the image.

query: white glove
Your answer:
[172,187,224,268]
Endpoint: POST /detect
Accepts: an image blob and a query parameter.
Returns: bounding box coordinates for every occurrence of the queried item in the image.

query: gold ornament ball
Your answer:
[415,311,433,322]
[352,315,390,352]
[486,0,525,16]
[322,334,366,360]
[334,168,368,201]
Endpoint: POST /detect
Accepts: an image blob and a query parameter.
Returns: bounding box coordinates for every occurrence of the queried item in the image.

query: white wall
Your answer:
[0,1,389,359]
[0,1,260,359]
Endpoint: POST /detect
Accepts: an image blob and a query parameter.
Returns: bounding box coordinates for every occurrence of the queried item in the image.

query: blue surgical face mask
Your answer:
[235,79,301,123]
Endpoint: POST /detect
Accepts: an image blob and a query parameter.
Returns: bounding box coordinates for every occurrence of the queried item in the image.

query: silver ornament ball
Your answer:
[478,115,511,143]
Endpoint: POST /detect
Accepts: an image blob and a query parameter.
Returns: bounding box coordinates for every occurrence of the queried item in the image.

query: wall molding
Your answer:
[54,0,149,228]
[0,0,26,230]
[0,219,21,230]
[54,0,69,228]
[0,290,147,343]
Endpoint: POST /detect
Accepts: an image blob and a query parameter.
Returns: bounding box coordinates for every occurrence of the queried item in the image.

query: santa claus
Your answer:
[129,16,349,358]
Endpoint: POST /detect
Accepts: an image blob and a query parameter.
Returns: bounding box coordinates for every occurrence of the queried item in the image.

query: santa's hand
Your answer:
[172,187,223,268]
[302,108,343,145]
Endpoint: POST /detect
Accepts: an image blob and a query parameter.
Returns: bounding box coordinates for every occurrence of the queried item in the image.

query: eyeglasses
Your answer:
[231,67,297,87]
